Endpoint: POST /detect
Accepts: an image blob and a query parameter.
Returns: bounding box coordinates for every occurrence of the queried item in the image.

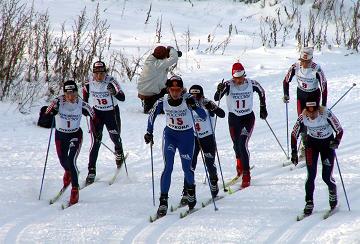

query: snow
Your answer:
[1,0,360,243]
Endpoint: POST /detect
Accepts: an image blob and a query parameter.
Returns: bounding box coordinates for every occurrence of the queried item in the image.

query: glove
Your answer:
[186,97,197,109]
[144,132,153,144]
[283,95,290,103]
[329,139,340,149]
[204,100,216,111]
[260,105,268,120]
[177,50,182,57]
[291,149,298,166]
[107,83,117,95]
[217,83,225,93]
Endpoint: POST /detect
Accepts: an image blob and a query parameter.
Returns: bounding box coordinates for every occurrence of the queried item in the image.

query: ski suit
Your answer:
[83,74,125,170]
[46,96,95,187]
[214,78,266,173]
[291,107,343,202]
[147,94,206,194]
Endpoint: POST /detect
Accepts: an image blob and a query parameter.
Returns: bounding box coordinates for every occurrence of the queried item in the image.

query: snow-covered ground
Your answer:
[1,0,360,243]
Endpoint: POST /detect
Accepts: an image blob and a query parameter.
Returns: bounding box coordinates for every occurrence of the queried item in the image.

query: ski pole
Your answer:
[264,119,289,159]
[38,117,55,200]
[330,83,356,110]
[285,102,290,159]
[335,152,351,211]
[214,79,224,129]
[190,110,218,211]
[150,141,155,206]
[209,116,228,192]
[110,96,128,177]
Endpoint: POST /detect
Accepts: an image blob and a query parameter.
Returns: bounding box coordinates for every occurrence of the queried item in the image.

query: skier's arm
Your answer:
[109,77,125,102]
[214,82,230,101]
[283,64,296,97]
[327,110,343,143]
[82,83,90,103]
[45,98,59,115]
[252,80,266,106]
[316,66,327,106]
[291,115,304,151]
[203,99,225,118]
[82,101,95,119]
[147,99,164,134]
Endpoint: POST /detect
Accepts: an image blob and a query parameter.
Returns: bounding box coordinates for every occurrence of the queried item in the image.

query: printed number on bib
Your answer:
[302,83,307,89]
[236,100,246,109]
[67,121,71,128]
[170,118,184,125]
[195,122,201,132]
[97,98,108,105]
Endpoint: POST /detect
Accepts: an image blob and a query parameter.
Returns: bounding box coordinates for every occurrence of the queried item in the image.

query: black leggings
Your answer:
[228,112,255,172]
[89,106,123,170]
[55,129,83,187]
[305,137,336,201]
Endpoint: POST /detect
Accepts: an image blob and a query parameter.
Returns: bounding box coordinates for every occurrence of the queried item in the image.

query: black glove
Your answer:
[217,83,225,93]
[107,83,117,95]
[283,95,290,103]
[291,149,298,166]
[186,97,197,109]
[329,139,340,149]
[204,100,216,111]
[260,105,268,120]
[144,132,153,144]
[177,51,182,57]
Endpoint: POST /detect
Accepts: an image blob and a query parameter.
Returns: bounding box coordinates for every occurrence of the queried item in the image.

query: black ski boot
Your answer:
[329,189,337,210]
[187,185,197,210]
[157,193,168,217]
[180,187,188,206]
[209,175,219,198]
[304,200,314,215]
[115,150,125,169]
[85,168,96,185]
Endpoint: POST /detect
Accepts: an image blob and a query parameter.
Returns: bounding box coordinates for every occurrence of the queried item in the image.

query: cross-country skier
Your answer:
[291,97,343,215]
[144,75,206,217]
[179,84,225,205]
[214,62,267,188]
[83,61,126,184]
[283,47,328,159]
[45,80,95,205]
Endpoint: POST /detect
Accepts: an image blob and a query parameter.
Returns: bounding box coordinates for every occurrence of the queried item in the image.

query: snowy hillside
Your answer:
[1,0,360,243]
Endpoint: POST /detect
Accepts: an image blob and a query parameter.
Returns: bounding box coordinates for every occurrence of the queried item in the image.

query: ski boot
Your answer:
[157,193,168,217]
[329,189,337,210]
[85,168,96,185]
[241,170,251,188]
[180,187,188,206]
[115,150,125,169]
[187,185,197,210]
[63,171,71,188]
[236,158,243,177]
[303,200,314,215]
[70,187,79,205]
[209,175,219,198]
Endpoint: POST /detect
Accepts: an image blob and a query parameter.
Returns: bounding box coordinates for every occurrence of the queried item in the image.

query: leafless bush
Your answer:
[144,3,152,24]
[109,48,149,82]
[155,15,163,43]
